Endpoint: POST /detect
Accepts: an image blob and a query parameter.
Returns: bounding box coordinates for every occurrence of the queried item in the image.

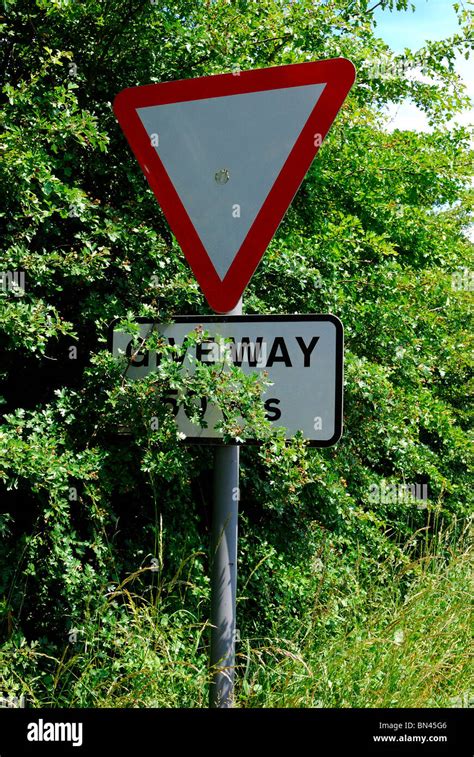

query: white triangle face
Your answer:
[137,83,326,280]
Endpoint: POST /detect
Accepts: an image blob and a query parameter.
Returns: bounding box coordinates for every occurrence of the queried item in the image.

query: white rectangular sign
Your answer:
[110,315,343,447]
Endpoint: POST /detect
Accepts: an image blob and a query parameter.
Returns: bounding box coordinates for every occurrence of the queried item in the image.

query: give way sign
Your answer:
[113,59,355,313]
[110,314,343,446]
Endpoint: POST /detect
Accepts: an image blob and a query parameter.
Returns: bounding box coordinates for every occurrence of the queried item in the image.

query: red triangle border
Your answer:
[113,58,356,313]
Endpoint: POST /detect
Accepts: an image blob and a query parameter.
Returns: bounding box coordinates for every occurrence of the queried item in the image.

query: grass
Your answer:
[1,527,472,708]
[237,538,473,707]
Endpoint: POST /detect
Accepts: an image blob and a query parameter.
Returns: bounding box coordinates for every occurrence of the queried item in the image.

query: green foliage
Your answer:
[0,0,472,707]
[237,529,473,708]
[1,525,471,708]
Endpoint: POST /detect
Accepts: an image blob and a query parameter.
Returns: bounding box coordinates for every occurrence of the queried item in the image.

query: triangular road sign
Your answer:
[114,58,355,313]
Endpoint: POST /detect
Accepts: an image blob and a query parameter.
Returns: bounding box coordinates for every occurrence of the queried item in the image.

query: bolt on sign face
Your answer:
[110,315,343,447]
[113,59,356,313]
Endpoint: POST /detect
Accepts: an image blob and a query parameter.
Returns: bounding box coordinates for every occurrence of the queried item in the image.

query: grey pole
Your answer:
[209,297,242,708]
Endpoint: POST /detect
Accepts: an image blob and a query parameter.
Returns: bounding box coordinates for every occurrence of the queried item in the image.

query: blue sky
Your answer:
[373,0,462,52]
[371,0,472,132]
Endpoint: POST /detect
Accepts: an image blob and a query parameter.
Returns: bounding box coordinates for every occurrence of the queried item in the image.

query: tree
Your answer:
[0,0,472,705]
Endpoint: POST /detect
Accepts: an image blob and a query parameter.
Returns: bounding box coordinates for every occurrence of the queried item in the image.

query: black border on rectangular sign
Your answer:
[107,314,344,448]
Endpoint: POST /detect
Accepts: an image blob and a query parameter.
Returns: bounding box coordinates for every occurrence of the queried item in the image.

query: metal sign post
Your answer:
[113,59,354,710]
[209,297,242,708]
[111,312,344,707]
